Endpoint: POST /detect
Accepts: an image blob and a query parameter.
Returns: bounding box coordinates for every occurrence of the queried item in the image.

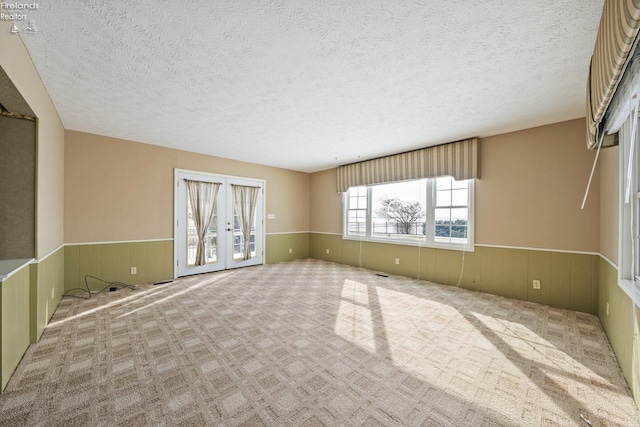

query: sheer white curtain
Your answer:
[185,180,220,266]
[232,185,259,260]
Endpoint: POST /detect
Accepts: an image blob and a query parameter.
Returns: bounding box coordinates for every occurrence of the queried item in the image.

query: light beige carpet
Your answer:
[1,258,638,426]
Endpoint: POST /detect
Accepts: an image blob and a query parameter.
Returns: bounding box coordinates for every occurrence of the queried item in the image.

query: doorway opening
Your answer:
[174,170,264,277]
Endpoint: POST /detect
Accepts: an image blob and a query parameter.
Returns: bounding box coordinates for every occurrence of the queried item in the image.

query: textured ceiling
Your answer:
[18,0,603,173]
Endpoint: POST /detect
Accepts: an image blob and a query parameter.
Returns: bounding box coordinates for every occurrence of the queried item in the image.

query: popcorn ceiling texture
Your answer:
[20,1,603,172]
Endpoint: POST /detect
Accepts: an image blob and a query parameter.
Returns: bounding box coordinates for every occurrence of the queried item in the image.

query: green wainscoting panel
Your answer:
[570,254,597,314]
[309,233,599,314]
[598,258,640,408]
[309,233,343,263]
[341,239,363,268]
[591,258,600,316]
[265,233,310,264]
[527,250,551,306]
[1,247,65,392]
[513,250,529,302]
[114,243,130,284]
[488,247,515,299]
[31,247,65,342]
[1,263,30,391]
[434,248,463,287]
[550,252,571,310]
[417,247,437,283]
[29,263,37,343]
[360,241,419,277]
[147,241,168,284]
[129,242,148,284]
[65,240,174,292]
[99,244,116,283]
[163,242,174,279]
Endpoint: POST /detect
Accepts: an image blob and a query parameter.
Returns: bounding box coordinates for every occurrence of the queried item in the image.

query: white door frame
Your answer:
[173,168,266,278]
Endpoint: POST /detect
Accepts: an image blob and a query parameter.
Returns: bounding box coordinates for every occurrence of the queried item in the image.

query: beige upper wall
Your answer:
[476,118,599,252]
[0,25,65,258]
[3,24,599,255]
[600,145,619,263]
[65,131,310,243]
[309,168,342,233]
[310,118,600,253]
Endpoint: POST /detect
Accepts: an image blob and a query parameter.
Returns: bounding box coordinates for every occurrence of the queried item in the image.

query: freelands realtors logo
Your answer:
[1,2,39,34]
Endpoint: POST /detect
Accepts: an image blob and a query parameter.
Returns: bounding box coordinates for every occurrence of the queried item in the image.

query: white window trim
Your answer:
[342,178,475,252]
[617,104,640,307]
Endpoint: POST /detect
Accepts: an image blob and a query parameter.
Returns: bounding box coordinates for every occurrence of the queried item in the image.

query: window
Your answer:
[434,177,470,244]
[344,177,474,251]
[347,186,368,236]
[618,111,640,304]
[599,53,640,305]
[371,180,426,241]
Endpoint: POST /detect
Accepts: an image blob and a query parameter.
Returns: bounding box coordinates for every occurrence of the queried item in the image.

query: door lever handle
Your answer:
[227,228,232,231]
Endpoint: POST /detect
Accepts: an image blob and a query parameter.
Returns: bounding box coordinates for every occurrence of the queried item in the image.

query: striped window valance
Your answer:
[586,0,640,149]
[336,138,479,193]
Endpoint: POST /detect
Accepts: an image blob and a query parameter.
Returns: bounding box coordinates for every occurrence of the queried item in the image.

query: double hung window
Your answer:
[618,111,640,304]
[344,176,474,251]
[601,52,640,304]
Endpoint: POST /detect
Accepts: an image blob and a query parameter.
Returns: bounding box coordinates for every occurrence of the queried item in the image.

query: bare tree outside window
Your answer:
[375,197,423,234]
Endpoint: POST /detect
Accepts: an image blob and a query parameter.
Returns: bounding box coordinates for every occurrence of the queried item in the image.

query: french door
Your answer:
[175,170,264,277]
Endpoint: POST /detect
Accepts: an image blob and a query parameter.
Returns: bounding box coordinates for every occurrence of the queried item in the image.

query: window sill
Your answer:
[617,279,640,307]
[342,235,475,252]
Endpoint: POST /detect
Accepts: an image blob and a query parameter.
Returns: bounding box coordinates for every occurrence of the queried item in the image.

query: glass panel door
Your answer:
[186,200,218,266]
[226,178,263,269]
[177,173,226,276]
[232,206,256,260]
[176,171,264,277]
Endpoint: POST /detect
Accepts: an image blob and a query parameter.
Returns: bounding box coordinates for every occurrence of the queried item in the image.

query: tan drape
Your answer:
[336,138,478,193]
[586,0,640,149]
[185,180,220,266]
[232,185,260,260]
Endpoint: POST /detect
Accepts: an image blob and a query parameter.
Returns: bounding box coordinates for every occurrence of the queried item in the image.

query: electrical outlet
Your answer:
[289,248,292,254]
[395,258,400,265]
[606,302,610,316]
[131,266,137,275]
[326,249,330,254]
[532,279,540,289]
